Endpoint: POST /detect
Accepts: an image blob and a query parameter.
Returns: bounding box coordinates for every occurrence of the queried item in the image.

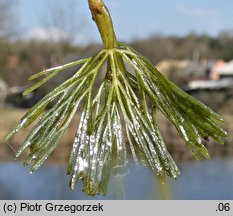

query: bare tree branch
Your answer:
[0,0,17,38]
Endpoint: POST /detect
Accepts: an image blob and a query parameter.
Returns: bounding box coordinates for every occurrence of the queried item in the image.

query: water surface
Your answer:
[0,159,233,199]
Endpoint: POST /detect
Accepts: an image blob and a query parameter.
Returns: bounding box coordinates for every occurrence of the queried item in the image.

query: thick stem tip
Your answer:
[88,0,117,49]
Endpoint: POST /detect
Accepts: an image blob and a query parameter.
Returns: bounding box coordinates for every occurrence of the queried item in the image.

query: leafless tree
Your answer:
[40,0,84,45]
[0,0,16,39]
[28,0,86,66]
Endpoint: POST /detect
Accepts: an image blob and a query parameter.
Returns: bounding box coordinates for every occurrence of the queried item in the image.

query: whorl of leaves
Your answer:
[5,43,227,196]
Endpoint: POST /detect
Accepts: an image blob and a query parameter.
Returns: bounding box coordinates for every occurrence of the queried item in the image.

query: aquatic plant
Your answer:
[5,0,227,196]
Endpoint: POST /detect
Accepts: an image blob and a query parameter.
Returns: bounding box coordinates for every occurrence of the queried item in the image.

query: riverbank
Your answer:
[0,104,232,163]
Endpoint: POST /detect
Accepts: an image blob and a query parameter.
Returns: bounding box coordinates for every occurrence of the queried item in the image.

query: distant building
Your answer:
[185,79,233,91]
[156,59,207,86]
[184,59,233,107]
[185,79,233,108]
[217,60,233,79]
[211,60,226,80]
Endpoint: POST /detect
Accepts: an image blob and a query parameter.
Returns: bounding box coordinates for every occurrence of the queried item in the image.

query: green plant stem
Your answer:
[88,0,117,49]
[88,0,127,86]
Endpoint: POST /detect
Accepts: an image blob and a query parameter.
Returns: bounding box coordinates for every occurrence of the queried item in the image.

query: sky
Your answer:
[14,0,233,45]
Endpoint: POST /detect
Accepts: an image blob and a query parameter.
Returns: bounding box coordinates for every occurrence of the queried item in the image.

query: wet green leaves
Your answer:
[5,44,227,196]
[117,44,227,160]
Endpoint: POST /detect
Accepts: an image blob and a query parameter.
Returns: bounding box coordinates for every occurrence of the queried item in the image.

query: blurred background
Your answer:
[0,0,233,199]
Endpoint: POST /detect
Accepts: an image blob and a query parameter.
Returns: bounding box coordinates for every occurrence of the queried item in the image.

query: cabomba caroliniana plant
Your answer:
[5,0,227,196]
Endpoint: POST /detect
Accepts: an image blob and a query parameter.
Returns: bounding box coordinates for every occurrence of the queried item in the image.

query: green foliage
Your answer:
[5,43,227,196]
